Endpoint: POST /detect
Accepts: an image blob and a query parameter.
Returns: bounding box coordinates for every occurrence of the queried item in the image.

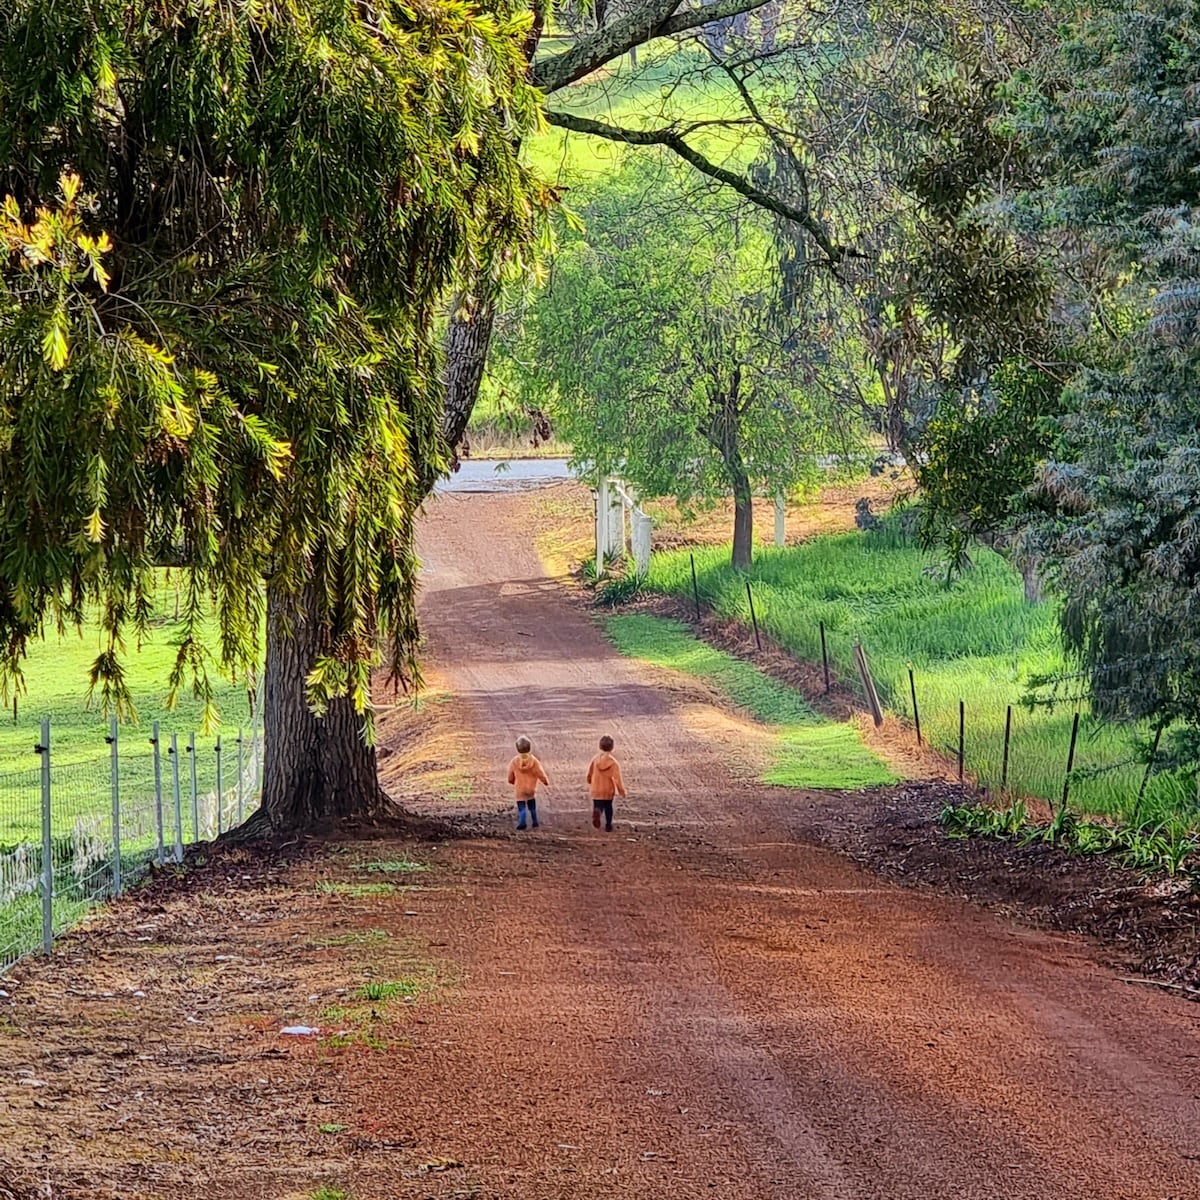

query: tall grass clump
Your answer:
[646,531,1196,826]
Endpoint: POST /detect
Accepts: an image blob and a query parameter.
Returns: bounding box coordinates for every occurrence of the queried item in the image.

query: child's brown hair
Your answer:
[516,736,532,754]
[599,735,614,751]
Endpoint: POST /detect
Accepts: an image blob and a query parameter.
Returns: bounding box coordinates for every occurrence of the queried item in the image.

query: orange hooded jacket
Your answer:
[587,752,626,800]
[508,753,549,800]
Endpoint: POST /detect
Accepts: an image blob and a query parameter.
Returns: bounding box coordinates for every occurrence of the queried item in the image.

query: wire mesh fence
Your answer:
[0,715,262,975]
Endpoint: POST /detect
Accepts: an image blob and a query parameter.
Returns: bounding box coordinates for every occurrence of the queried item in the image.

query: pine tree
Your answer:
[1030,0,1200,746]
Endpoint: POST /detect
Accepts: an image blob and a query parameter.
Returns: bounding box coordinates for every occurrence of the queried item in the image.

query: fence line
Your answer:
[0,713,263,975]
[686,568,1178,826]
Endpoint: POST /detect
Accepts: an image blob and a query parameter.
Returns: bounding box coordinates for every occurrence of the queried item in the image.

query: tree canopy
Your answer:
[1021,0,1200,748]
[0,0,549,737]
[521,162,848,567]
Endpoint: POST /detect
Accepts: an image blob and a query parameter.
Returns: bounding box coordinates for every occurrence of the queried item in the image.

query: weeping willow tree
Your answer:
[0,0,548,829]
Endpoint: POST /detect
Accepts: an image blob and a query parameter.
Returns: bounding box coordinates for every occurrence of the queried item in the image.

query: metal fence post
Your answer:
[151,721,164,866]
[236,726,244,824]
[188,733,199,840]
[745,582,762,651]
[908,666,922,747]
[1061,710,1081,815]
[958,700,965,783]
[38,717,52,956]
[108,715,121,896]
[215,735,223,837]
[170,733,184,862]
[1001,705,1013,790]
[820,621,830,694]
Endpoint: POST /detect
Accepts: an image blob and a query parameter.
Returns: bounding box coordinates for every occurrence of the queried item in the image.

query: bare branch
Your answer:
[533,0,775,93]
[544,109,856,263]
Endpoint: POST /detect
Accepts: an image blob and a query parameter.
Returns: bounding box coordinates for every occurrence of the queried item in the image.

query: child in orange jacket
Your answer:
[587,735,626,832]
[507,736,550,831]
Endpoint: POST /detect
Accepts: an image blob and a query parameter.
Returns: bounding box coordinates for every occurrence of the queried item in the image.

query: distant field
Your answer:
[646,532,1194,829]
[525,45,753,183]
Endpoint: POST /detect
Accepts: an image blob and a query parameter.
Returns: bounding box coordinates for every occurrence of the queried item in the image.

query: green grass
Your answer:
[306,928,392,949]
[360,858,429,874]
[353,976,424,1002]
[646,532,1196,826]
[605,614,894,790]
[316,881,397,898]
[1,581,261,970]
[0,579,257,847]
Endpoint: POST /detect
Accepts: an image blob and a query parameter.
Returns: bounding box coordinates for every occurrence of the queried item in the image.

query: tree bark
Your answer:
[730,467,754,571]
[251,578,385,834]
[442,288,500,455]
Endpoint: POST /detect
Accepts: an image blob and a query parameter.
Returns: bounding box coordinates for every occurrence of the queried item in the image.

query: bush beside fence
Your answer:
[0,715,262,974]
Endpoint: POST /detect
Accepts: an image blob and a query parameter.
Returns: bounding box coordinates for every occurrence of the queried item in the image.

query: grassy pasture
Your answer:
[645,533,1195,828]
[605,613,895,790]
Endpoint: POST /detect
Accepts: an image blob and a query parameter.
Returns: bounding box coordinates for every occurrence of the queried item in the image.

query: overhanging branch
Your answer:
[533,0,774,93]
[545,109,852,263]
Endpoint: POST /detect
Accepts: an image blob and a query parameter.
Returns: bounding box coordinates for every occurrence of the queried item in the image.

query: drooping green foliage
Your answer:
[916,360,1061,579]
[0,0,549,723]
[765,15,1064,565]
[517,161,853,567]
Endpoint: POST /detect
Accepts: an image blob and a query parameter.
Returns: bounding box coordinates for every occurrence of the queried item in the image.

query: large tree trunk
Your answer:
[253,579,384,833]
[442,288,500,454]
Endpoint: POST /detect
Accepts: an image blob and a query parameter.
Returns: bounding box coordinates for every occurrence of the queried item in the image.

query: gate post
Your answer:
[595,478,610,571]
[607,484,625,559]
[633,512,653,577]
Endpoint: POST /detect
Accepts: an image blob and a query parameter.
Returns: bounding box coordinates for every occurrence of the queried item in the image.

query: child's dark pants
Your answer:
[593,800,613,831]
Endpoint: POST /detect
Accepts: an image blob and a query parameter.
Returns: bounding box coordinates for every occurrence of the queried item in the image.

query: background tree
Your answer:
[756,7,1064,587]
[1018,0,1200,762]
[525,163,849,568]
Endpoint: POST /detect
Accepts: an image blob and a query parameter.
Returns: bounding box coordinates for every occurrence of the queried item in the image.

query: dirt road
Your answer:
[404,487,1200,1199]
[4,484,1200,1200]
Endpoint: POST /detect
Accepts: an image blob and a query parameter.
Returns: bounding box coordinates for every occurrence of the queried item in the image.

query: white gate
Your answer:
[595,478,652,577]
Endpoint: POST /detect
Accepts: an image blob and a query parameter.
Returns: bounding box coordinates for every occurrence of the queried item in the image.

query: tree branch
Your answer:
[545,109,853,263]
[533,0,773,93]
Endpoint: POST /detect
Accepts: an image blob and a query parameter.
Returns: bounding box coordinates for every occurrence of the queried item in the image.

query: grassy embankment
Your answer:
[644,531,1193,828]
[0,586,258,968]
[606,613,895,790]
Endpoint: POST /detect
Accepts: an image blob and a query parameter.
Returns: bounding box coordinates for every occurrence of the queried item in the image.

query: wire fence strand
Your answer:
[0,717,263,975]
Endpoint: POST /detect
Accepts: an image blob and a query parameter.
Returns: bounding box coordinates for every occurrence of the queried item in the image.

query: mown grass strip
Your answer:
[605,614,894,790]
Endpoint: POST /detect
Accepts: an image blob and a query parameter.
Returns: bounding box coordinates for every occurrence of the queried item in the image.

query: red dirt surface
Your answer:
[4,485,1200,1199]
